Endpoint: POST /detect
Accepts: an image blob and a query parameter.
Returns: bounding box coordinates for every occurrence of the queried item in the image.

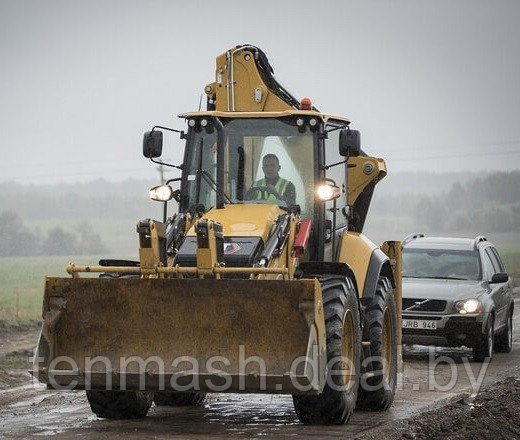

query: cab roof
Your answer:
[179,110,350,125]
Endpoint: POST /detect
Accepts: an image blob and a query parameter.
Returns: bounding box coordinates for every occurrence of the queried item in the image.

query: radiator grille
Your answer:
[402,298,447,312]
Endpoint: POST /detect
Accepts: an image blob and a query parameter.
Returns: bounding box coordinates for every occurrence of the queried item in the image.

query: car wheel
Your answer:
[473,315,494,362]
[495,309,513,353]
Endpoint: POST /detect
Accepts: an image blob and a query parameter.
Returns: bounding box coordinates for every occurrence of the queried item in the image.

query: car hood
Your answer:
[402,278,485,301]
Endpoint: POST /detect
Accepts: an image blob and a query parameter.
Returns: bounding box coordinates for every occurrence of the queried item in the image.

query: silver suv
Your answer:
[401,234,514,361]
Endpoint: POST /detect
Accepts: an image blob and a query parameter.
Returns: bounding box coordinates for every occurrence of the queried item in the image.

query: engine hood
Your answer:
[402,278,486,301]
[186,204,285,242]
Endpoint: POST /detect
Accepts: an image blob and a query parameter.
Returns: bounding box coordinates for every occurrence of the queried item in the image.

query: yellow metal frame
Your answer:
[66,263,289,278]
[206,46,293,112]
[347,156,387,206]
[337,231,377,295]
[137,220,166,277]
[380,241,403,347]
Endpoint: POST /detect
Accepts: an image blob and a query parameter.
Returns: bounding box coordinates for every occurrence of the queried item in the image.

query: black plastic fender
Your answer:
[360,249,395,306]
[296,261,359,295]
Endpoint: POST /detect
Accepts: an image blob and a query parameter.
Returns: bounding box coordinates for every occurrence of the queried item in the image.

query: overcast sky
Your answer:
[1,0,519,184]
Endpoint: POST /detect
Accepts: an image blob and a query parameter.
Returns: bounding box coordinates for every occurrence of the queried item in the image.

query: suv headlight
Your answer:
[454,299,482,314]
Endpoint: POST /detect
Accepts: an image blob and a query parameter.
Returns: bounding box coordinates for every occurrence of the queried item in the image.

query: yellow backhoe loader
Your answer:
[33,45,402,425]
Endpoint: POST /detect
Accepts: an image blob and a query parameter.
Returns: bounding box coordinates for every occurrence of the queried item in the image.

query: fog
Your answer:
[1,0,519,185]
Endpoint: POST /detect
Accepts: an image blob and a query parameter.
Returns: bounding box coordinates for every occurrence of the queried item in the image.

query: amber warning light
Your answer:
[300,97,312,110]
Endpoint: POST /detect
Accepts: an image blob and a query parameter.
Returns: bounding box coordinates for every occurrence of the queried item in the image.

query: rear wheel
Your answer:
[292,275,361,425]
[153,392,206,406]
[86,390,153,419]
[473,315,494,362]
[356,277,398,411]
[495,309,513,353]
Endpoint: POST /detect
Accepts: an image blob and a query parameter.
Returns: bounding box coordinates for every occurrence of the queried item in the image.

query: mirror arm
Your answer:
[152,125,186,139]
[322,160,357,170]
[324,123,349,134]
[150,158,183,170]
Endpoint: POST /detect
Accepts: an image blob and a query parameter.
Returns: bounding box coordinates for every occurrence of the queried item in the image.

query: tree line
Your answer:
[0,171,518,256]
[413,171,520,233]
[0,211,107,257]
[0,178,160,220]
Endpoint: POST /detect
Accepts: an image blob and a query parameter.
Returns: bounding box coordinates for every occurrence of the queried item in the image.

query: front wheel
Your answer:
[495,309,513,353]
[153,392,206,406]
[86,390,153,419]
[292,275,361,425]
[473,315,494,362]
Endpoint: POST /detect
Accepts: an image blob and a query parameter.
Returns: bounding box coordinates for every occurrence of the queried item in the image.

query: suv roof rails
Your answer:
[474,235,487,250]
[403,233,425,246]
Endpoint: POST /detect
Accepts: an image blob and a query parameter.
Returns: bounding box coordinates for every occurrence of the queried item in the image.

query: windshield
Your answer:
[402,248,481,281]
[182,117,316,217]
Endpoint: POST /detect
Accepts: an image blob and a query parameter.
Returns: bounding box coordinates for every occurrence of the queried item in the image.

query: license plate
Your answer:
[402,319,437,330]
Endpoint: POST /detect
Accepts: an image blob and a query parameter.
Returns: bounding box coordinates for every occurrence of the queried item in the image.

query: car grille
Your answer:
[402,298,447,312]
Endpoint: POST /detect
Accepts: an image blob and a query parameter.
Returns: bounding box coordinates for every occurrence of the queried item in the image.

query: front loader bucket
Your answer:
[33,277,326,395]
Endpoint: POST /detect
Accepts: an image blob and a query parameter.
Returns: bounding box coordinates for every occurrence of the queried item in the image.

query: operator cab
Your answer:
[143,112,360,261]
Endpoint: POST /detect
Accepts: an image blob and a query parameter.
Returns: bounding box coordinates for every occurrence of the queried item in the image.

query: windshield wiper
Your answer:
[197,169,233,204]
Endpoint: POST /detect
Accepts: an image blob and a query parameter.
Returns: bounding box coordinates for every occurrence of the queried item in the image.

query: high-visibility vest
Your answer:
[253,177,290,200]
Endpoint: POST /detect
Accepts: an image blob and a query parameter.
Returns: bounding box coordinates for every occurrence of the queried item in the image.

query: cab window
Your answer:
[183,117,316,220]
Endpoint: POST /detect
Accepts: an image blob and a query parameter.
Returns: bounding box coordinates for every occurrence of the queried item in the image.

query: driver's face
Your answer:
[262,158,280,179]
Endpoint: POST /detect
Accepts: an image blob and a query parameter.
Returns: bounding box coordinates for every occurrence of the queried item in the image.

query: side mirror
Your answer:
[490,272,509,284]
[143,131,163,158]
[339,129,361,157]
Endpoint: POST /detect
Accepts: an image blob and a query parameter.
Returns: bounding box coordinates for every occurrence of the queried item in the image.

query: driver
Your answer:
[246,154,296,205]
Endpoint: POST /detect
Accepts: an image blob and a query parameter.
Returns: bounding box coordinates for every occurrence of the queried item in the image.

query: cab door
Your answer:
[323,124,348,261]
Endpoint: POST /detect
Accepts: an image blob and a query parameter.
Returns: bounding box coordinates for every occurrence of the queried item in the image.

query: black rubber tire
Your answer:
[495,309,513,353]
[473,315,494,362]
[356,277,398,411]
[153,392,206,406]
[292,275,361,425]
[86,390,153,419]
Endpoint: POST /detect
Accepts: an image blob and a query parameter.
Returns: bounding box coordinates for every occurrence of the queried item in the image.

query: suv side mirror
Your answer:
[339,129,361,157]
[143,131,163,158]
[490,272,509,284]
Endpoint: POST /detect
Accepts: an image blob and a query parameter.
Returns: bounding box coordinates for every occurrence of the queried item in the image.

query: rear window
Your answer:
[403,248,481,281]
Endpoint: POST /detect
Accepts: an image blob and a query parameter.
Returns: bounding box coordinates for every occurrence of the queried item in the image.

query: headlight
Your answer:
[455,299,482,314]
[316,182,340,201]
[149,184,174,201]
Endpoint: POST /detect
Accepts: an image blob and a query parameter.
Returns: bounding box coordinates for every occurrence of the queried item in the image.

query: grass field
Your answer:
[0,255,105,324]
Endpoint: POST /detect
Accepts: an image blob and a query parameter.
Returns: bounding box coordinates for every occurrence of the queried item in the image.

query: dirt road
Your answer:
[1,296,519,439]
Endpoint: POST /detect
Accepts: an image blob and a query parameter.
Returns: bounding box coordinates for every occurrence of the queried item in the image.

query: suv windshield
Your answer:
[403,248,481,281]
[183,117,315,217]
